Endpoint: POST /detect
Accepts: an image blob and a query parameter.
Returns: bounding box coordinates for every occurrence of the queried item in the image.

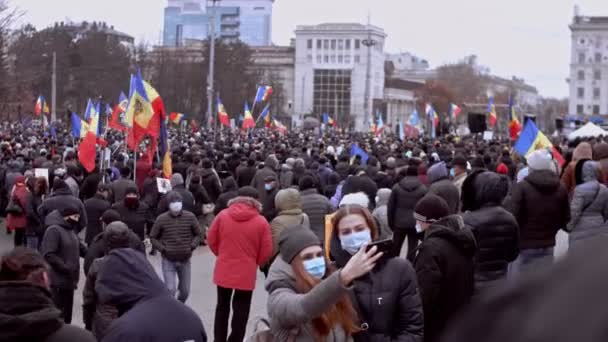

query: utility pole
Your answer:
[51,51,57,122]
[362,16,376,130]
[207,0,219,129]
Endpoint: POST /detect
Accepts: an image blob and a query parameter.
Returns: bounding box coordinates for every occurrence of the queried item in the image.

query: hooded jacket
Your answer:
[38,186,88,233]
[265,258,353,342]
[387,176,428,232]
[40,210,81,289]
[0,281,95,342]
[215,176,239,215]
[507,170,570,249]
[414,215,476,342]
[567,161,608,244]
[201,168,223,203]
[269,190,311,261]
[84,194,111,245]
[279,163,295,189]
[300,188,333,242]
[207,196,273,290]
[83,229,144,276]
[251,156,279,202]
[112,200,155,241]
[462,171,519,285]
[96,249,207,342]
[561,142,594,195]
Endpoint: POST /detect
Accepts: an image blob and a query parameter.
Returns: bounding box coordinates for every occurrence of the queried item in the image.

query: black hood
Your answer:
[201,168,216,179]
[0,282,63,340]
[222,176,237,192]
[525,170,561,193]
[398,176,423,192]
[96,248,168,313]
[425,215,477,257]
[44,210,73,230]
[51,187,73,197]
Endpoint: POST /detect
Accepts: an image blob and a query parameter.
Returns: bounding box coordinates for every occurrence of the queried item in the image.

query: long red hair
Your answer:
[291,255,360,340]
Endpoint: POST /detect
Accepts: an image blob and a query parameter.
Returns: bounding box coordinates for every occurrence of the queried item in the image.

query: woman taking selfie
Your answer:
[331,205,424,342]
[266,225,382,341]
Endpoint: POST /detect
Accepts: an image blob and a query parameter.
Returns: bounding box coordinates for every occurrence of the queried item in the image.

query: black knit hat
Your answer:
[60,205,80,217]
[101,209,121,225]
[238,186,259,199]
[279,225,321,263]
[103,222,131,250]
[125,185,139,196]
[452,155,467,168]
[414,194,449,223]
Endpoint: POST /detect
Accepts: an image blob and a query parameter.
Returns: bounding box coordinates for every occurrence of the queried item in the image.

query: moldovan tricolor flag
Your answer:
[375,115,385,136]
[71,113,89,138]
[125,71,164,151]
[508,95,522,140]
[169,112,185,125]
[34,96,49,116]
[488,97,498,127]
[514,120,565,167]
[217,97,230,127]
[449,103,462,120]
[78,114,98,173]
[242,103,255,130]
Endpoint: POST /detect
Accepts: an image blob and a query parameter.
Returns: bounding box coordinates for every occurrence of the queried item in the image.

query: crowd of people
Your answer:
[2,122,608,341]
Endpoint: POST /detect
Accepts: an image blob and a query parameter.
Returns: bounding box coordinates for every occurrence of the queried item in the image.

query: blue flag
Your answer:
[350,144,369,165]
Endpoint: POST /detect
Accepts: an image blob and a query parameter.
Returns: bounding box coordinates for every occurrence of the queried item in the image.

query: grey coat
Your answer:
[568,180,608,245]
[265,258,353,342]
[300,189,332,242]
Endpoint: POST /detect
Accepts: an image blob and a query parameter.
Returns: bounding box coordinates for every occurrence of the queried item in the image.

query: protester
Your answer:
[201,158,223,203]
[507,149,570,275]
[0,247,96,341]
[207,186,272,342]
[300,175,332,243]
[83,183,111,245]
[150,191,202,303]
[38,178,88,233]
[265,224,381,341]
[96,248,207,342]
[413,194,476,342]
[567,160,608,246]
[388,166,428,260]
[265,188,310,275]
[251,155,279,201]
[331,205,424,341]
[593,141,608,185]
[158,173,196,214]
[372,188,393,240]
[25,176,47,249]
[40,206,85,324]
[427,161,460,214]
[561,141,593,195]
[112,185,154,241]
[451,154,468,197]
[214,176,239,215]
[6,175,29,246]
[279,157,295,189]
[82,222,131,339]
[462,170,519,293]
[109,166,137,204]
[236,158,257,188]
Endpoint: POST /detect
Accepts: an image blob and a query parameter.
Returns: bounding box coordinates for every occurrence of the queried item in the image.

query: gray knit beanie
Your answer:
[103,221,131,251]
[279,225,321,263]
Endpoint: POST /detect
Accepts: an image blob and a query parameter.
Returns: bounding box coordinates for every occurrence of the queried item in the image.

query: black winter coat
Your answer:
[463,206,519,284]
[38,187,88,233]
[236,165,257,189]
[80,172,102,201]
[507,170,570,249]
[414,215,476,342]
[112,201,155,241]
[83,230,144,275]
[352,257,424,342]
[428,178,460,215]
[41,211,82,289]
[342,175,378,208]
[84,194,111,245]
[201,168,222,203]
[0,282,96,342]
[388,177,427,232]
[157,186,196,215]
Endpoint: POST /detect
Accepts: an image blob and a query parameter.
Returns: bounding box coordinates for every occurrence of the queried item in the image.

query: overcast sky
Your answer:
[13,0,608,98]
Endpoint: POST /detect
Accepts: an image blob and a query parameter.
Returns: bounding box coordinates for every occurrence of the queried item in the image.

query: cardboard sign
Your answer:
[483,131,494,141]
[34,168,49,183]
[157,177,172,194]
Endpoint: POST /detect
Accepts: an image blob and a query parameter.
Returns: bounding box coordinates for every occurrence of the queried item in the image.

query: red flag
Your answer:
[78,131,97,172]
[109,105,127,132]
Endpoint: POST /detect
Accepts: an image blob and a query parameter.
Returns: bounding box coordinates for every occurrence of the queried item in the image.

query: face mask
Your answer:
[169,202,183,214]
[125,197,139,208]
[303,257,326,279]
[66,217,79,225]
[450,168,455,178]
[340,230,372,255]
[264,183,274,191]
[415,222,424,233]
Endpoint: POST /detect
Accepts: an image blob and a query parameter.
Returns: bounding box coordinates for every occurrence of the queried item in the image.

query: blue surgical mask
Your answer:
[450,168,455,178]
[169,201,182,215]
[303,257,326,279]
[340,230,372,255]
[264,183,274,191]
[415,222,424,233]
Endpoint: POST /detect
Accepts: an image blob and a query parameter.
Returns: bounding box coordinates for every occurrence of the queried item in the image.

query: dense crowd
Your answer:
[2,122,608,341]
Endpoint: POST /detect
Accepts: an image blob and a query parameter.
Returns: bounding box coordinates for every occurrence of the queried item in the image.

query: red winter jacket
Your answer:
[208,196,272,291]
[7,182,28,230]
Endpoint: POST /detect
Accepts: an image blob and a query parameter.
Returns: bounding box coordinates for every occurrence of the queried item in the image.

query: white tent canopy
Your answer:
[568,122,608,140]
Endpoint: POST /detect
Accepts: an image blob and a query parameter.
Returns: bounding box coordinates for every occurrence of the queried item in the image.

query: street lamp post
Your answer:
[362,25,376,130]
[51,51,57,122]
[207,0,219,130]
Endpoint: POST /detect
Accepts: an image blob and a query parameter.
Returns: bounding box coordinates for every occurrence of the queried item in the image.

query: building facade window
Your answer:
[593,105,600,114]
[579,52,586,63]
[330,55,336,63]
[316,39,322,49]
[578,70,585,80]
[324,55,329,63]
[338,39,344,50]
[331,39,336,50]
[316,55,322,64]
[594,87,600,99]
[338,55,343,63]
[307,54,312,63]
[323,39,329,49]
[577,105,584,114]
[594,69,602,80]
[313,69,352,123]
[344,55,351,63]
[345,39,351,50]
[578,87,585,98]
[596,53,602,63]
[307,39,312,49]
[355,39,360,49]
[354,55,360,63]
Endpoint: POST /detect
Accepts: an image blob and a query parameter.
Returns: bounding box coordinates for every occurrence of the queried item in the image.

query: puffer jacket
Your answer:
[201,168,223,203]
[83,257,117,340]
[300,189,333,242]
[507,170,570,249]
[351,257,424,342]
[462,171,519,287]
[208,196,273,291]
[279,164,294,189]
[150,210,202,262]
[387,177,428,233]
[269,209,310,261]
[568,180,608,245]
[265,258,353,342]
[38,186,88,233]
[7,182,29,230]
[414,215,476,342]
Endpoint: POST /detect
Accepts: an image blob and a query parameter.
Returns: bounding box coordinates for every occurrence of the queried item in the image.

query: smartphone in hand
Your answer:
[365,238,393,254]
